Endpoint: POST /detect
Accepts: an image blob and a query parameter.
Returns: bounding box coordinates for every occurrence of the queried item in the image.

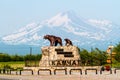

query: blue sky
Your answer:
[0,0,119,37]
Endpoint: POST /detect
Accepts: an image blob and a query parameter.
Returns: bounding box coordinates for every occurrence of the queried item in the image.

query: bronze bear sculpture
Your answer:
[64,38,73,46]
[44,35,62,46]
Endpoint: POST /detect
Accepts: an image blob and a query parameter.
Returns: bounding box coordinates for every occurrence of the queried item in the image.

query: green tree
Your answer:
[113,42,120,52]
[24,54,42,61]
[0,53,11,62]
[91,48,107,66]
[114,53,120,62]
[11,54,24,61]
[35,54,42,60]
[113,42,120,62]
[80,48,107,66]
[24,54,35,61]
[80,49,90,66]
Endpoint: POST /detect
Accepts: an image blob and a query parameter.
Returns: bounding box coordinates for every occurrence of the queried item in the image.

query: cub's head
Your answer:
[64,38,69,42]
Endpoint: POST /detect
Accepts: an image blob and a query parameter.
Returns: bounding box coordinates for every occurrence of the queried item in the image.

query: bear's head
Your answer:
[44,35,50,39]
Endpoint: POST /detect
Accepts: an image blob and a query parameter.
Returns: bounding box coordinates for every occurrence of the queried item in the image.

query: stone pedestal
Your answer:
[39,45,81,67]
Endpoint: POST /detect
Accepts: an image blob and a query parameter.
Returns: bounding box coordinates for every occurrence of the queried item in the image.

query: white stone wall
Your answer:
[39,46,81,67]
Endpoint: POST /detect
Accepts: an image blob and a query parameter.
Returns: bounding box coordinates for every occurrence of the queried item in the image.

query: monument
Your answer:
[24,35,99,75]
[39,35,81,67]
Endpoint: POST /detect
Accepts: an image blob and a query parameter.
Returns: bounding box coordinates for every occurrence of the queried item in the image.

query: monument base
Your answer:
[39,45,81,67]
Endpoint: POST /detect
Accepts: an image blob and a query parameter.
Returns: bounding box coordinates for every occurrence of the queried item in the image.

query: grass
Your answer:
[0,61,25,69]
[0,60,120,69]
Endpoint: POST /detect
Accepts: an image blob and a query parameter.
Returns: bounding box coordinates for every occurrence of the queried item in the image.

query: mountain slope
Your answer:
[1,11,120,50]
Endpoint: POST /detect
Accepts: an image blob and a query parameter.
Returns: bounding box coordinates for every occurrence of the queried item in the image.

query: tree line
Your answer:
[80,48,107,66]
[80,42,120,66]
[0,53,42,62]
[0,48,108,66]
[113,42,120,62]
[0,42,120,66]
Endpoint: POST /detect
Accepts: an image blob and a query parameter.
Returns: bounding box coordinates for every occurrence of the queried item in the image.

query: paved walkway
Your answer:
[0,71,120,80]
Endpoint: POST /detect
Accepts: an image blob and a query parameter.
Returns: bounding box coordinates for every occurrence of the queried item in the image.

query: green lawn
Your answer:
[0,61,25,69]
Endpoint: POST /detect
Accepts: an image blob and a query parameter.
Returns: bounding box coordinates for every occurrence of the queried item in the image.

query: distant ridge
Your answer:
[1,11,120,50]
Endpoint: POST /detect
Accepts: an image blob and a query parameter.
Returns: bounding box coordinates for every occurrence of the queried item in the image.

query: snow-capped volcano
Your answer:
[2,22,42,44]
[1,11,120,49]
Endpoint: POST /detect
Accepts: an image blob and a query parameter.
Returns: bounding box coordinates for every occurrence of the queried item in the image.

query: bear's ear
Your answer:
[47,35,51,37]
[43,35,46,39]
[46,35,49,37]
[44,35,48,39]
